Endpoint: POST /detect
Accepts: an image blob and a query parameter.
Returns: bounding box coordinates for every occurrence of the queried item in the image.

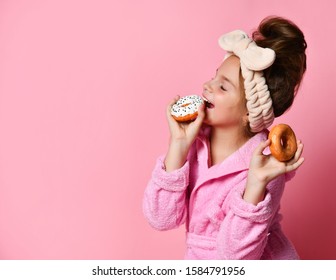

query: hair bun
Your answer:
[252,16,307,117]
[253,16,307,55]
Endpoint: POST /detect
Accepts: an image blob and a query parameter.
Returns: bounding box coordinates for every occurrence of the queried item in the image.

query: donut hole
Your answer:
[280,136,288,148]
[280,137,285,147]
[280,134,294,153]
[181,103,191,107]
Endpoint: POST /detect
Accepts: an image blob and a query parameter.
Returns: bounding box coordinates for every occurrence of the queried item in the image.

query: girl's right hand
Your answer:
[164,95,205,172]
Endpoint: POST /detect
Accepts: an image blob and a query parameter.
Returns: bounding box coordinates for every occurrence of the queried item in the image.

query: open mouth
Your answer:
[203,97,214,109]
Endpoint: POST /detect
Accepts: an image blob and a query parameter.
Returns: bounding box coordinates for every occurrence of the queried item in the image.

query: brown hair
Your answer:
[252,16,307,117]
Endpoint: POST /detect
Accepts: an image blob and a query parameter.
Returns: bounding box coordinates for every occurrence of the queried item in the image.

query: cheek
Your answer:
[217,97,242,113]
[216,98,247,120]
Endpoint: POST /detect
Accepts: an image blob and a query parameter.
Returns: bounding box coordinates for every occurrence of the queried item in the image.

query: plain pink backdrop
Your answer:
[0,0,335,259]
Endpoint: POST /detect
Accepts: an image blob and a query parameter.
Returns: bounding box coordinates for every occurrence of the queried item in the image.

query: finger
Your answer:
[288,140,304,165]
[253,139,271,156]
[285,156,305,173]
[166,95,180,115]
[192,103,205,127]
[186,104,205,139]
[295,141,304,161]
[166,95,180,123]
[170,95,180,106]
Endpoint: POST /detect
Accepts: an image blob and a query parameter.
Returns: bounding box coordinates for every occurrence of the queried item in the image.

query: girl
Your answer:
[143,16,307,260]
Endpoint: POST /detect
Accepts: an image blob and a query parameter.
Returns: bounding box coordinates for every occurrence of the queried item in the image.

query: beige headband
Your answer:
[218,30,276,132]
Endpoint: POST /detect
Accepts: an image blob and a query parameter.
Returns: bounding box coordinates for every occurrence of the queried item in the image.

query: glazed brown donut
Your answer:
[170,95,204,122]
[268,124,297,162]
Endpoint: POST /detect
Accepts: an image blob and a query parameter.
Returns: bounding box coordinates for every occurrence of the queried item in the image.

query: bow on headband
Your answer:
[218,30,275,71]
[218,30,276,132]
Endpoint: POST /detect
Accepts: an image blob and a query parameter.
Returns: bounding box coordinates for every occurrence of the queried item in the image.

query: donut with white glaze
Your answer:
[170,95,204,122]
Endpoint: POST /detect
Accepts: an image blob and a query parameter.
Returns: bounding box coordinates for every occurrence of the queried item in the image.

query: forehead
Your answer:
[217,55,241,83]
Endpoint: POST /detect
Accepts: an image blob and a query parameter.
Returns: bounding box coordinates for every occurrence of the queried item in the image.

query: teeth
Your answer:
[202,96,214,109]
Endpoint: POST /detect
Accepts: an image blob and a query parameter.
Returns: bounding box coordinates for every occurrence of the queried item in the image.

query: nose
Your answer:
[203,79,213,92]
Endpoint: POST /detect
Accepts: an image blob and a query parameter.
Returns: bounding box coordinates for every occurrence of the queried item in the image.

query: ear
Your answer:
[243,111,249,126]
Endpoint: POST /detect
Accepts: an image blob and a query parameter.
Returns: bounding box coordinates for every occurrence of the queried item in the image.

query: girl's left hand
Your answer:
[248,139,305,186]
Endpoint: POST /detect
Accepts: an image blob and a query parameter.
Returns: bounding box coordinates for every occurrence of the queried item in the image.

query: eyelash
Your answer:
[211,76,227,91]
[220,85,226,91]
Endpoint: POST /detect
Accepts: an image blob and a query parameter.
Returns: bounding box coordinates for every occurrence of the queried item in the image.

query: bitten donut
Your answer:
[170,95,204,122]
[268,124,297,162]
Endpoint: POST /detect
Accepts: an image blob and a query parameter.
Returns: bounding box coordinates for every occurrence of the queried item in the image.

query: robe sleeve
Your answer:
[143,156,189,231]
[217,175,286,259]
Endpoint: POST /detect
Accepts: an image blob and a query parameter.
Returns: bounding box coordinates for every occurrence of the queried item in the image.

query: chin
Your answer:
[202,118,215,127]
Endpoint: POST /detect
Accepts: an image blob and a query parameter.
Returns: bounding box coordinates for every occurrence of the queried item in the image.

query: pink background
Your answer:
[0,0,335,259]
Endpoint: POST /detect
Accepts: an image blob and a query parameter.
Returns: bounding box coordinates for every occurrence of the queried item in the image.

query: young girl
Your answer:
[143,16,307,260]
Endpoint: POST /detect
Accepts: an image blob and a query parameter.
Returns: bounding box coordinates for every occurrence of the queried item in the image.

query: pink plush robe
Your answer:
[143,128,299,259]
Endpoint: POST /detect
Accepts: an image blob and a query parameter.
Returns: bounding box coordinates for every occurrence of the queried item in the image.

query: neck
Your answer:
[209,126,250,166]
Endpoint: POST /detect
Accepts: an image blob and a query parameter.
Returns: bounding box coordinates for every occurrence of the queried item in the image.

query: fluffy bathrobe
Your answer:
[143,128,299,259]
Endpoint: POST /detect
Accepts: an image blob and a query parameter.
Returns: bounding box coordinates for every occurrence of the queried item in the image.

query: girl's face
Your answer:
[202,55,248,128]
